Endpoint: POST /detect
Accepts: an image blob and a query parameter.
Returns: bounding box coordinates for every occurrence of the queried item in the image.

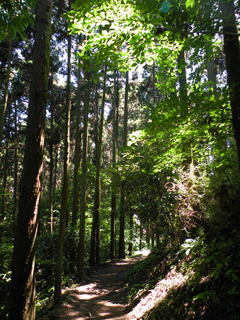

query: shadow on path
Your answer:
[59,255,147,320]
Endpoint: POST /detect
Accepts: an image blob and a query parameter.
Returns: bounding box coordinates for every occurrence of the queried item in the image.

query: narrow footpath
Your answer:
[58,254,145,320]
[56,251,187,320]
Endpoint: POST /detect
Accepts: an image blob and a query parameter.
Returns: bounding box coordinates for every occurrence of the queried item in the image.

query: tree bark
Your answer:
[1,110,9,231]
[139,218,143,250]
[49,75,54,234]
[110,70,118,260]
[207,51,216,90]
[128,211,133,256]
[13,101,18,236]
[146,218,150,247]
[220,0,240,169]
[78,65,90,279]
[89,66,107,266]
[151,222,155,247]
[9,0,52,318]
[54,8,72,300]
[0,39,11,142]
[178,49,191,167]
[72,64,82,227]
[53,144,59,199]
[119,71,128,259]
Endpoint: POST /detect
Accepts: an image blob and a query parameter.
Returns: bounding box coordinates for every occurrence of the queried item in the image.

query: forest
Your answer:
[0,0,240,319]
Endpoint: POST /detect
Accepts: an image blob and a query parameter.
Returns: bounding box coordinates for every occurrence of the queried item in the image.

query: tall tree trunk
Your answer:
[146,218,151,247]
[89,66,107,266]
[1,111,9,231]
[119,71,128,259]
[53,145,59,198]
[220,0,240,169]
[54,5,72,300]
[128,211,133,256]
[89,85,99,267]
[178,49,192,168]
[78,65,90,279]
[153,62,156,105]
[9,0,52,318]
[178,50,187,97]
[110,70,118,260]
[207,51,216,90]
[13,101,18,236]
[151,222,155,247]
[0,39,11,142]
[69,64,82,274]
[139,218,143,250]
[49,75,54,234]
[72,64,82,226]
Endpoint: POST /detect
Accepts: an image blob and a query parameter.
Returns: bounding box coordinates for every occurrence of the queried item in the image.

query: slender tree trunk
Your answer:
[110,70,118,260]
[119,71,128,259]
[178,49,192,168]
[78,66,90,279]
[1,112,9,230]
[53,145,59,198]
[119,188,125,258]
[9,1,52,318]
[49,76,54,234]
[72,65,82,226]
[13,102,18,236]
[207,51,216,90]
[69,64,82,274]
[89,66,107,266]
[220,0,240,169]
[139,219,143,250]
[178,50,187,97]
[146,218,151,247]
[129,211,133,256]
[89,85,98,266]
[151,222,155,247]
[54,8,72,300]
[0,39,11,142]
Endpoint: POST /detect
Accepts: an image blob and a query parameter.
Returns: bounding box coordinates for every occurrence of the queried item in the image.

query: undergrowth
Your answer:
[124,229,240,320]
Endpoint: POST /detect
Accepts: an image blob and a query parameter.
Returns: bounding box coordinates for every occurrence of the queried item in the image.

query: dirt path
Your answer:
[56,252,188,320]
[58,254,146,320]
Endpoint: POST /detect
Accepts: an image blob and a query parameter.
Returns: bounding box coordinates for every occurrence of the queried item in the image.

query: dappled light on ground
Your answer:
[121,266,189,320]
[59,255,144,319]
[58,252,188,320]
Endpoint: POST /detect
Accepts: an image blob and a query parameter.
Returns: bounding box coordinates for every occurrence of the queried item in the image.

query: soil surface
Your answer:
[56,252,187,320]
[58,254,147,320]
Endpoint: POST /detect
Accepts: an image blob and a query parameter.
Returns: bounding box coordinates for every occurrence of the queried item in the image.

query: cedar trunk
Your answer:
[119,71,128,259]
[9,0,52,318]
[221,0,240,168]
[78,67,90,279]
[72,63,82,226]
[110,70,118,260]
[13,102,18,235]
[54,17,72,301]
[0,39,11,141]
[90,66,107,266]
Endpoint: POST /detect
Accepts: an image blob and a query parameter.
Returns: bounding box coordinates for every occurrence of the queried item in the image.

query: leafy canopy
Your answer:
[0,0,37,40]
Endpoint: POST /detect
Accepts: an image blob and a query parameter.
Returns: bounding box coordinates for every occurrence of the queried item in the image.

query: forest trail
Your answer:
[58,253,148,320]
[57,251,187,320]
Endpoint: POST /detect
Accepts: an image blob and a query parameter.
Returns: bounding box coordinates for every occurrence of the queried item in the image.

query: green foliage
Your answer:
[0,238,14,319]
[65,0,185,75]
[35,228,81,314]
[125,228,240,319]
[0,0,37,40]
[125,240,179,302]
